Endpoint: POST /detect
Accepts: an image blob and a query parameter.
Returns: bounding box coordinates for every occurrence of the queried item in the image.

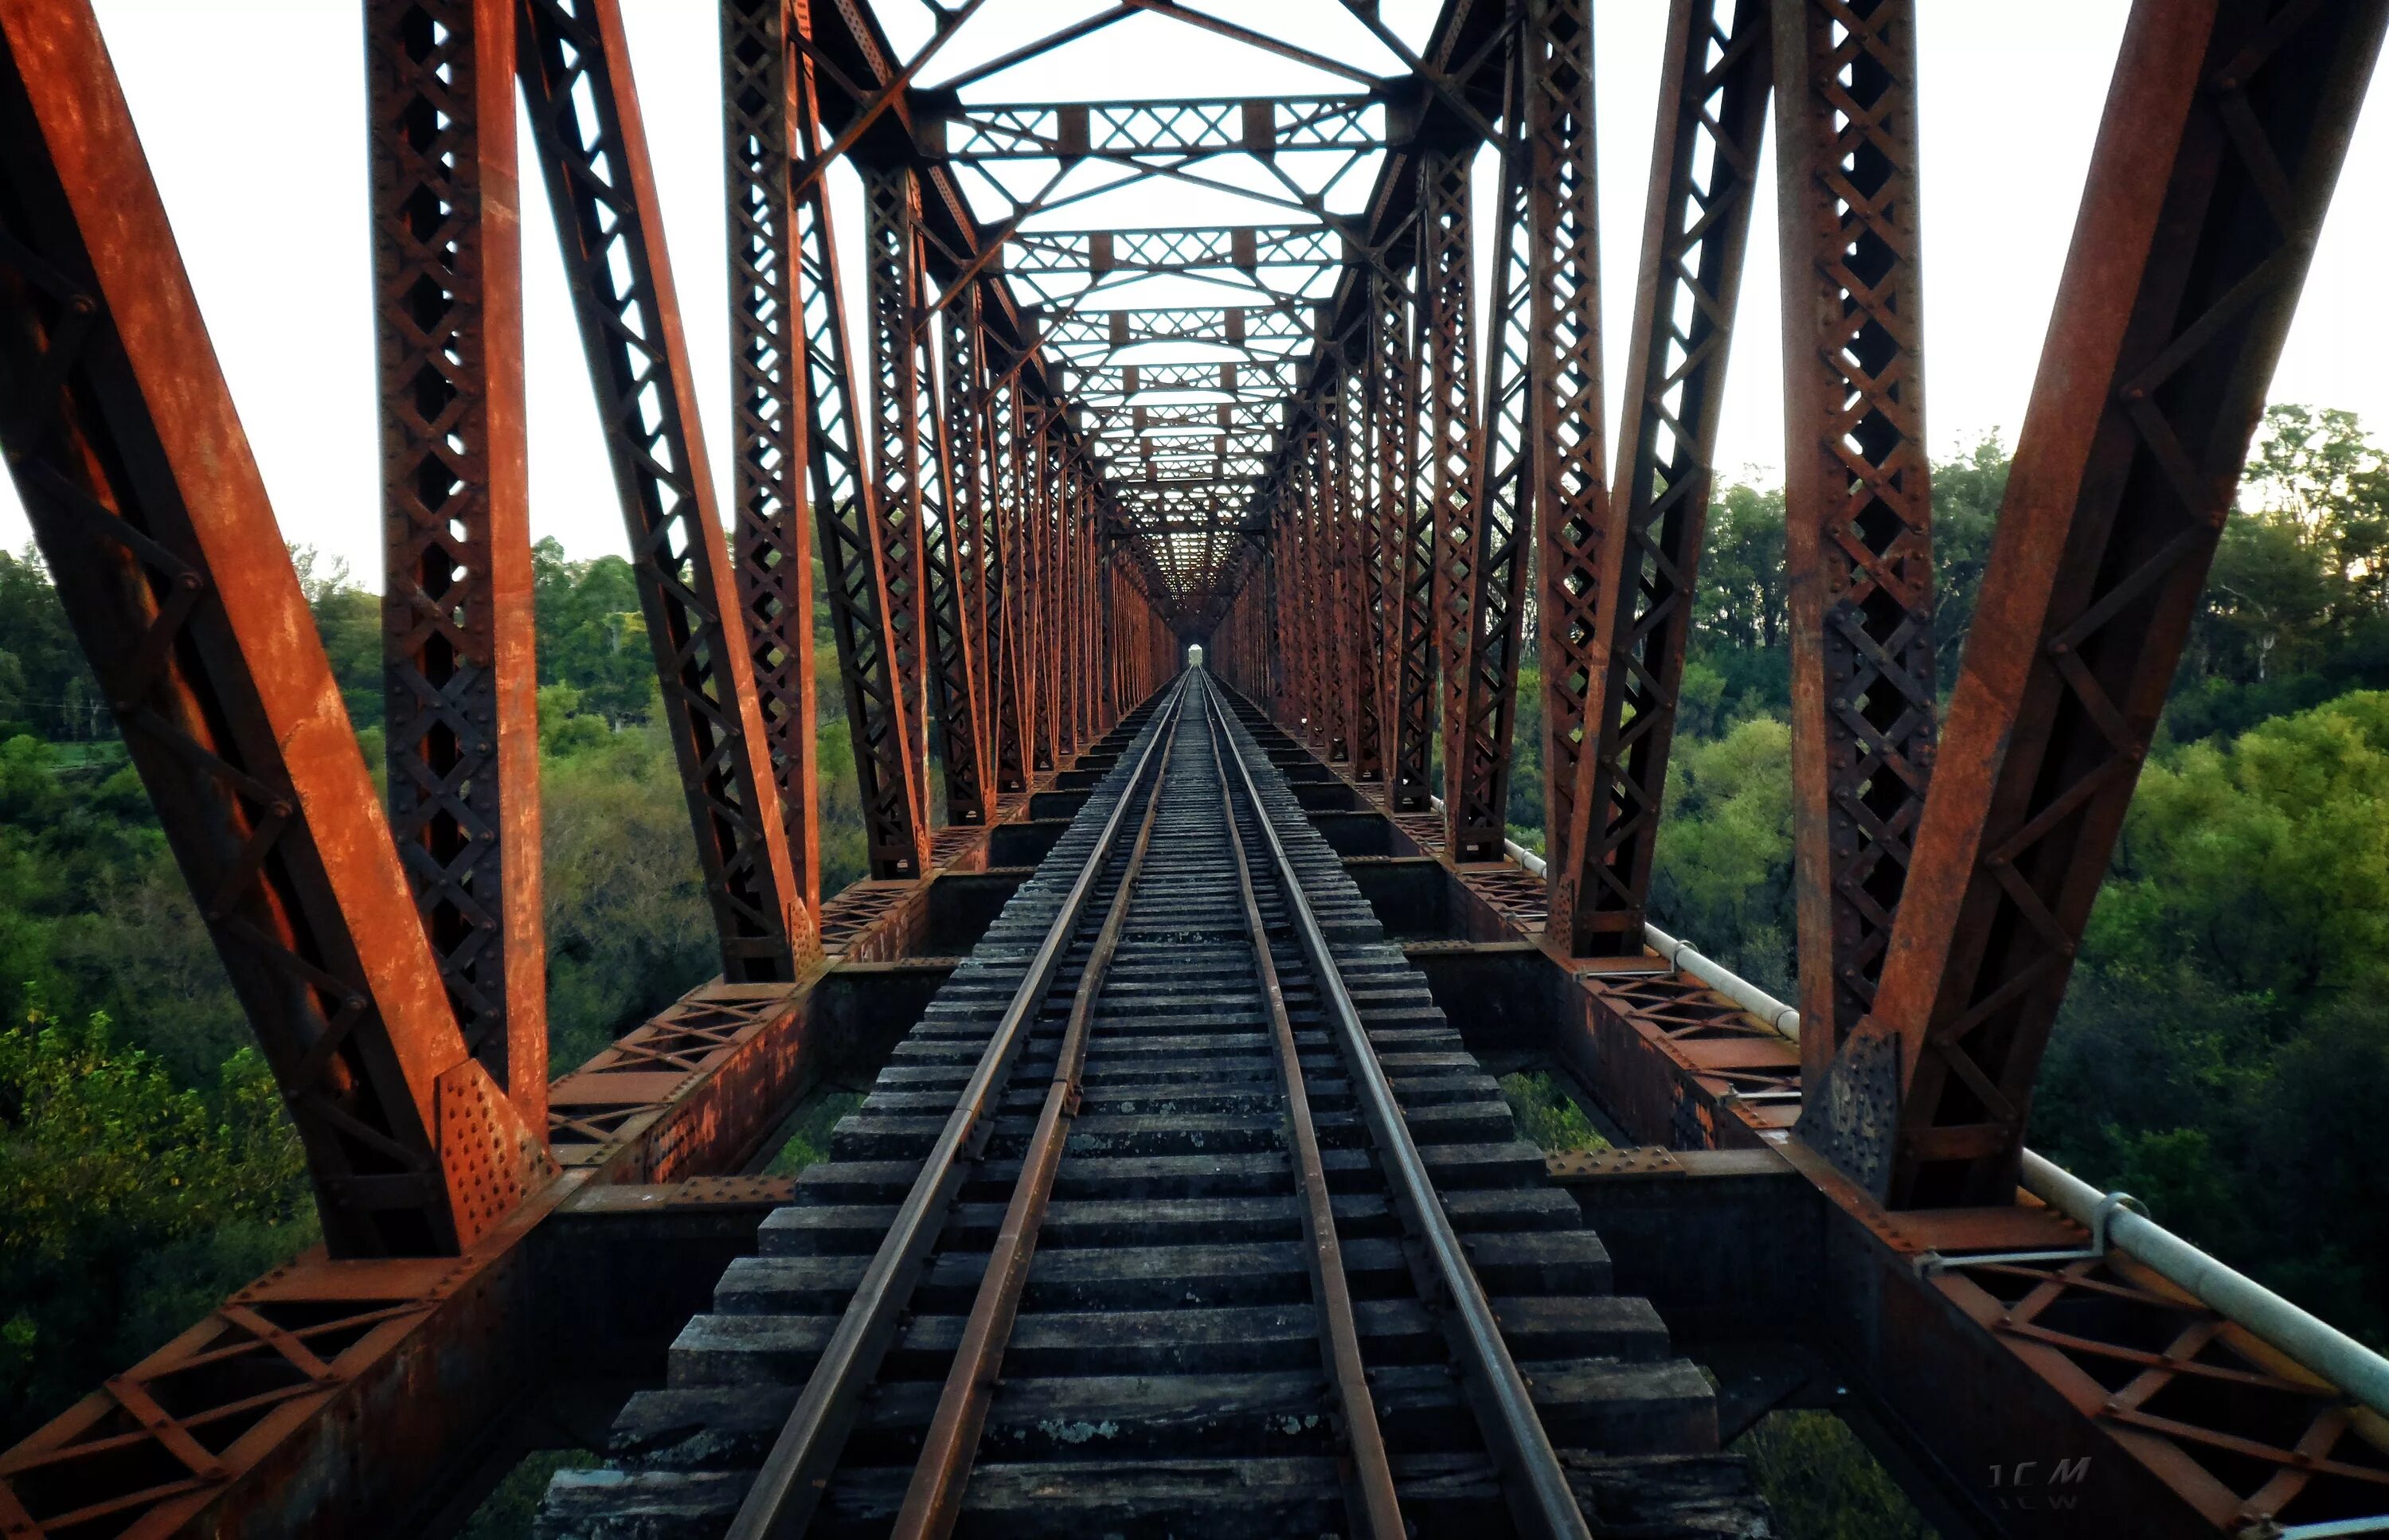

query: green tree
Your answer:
[1648,716,1796,996]
[0,1009,313,1441]
[533,538,654,724]
[2034,691,2389,1343]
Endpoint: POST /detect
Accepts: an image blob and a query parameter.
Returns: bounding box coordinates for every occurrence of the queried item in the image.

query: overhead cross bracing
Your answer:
[768,2,1437,623]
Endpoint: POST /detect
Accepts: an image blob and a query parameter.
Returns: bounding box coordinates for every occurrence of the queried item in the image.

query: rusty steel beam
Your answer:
[1456,0,1600,868]
[0,828,1058,1540]
[1417,142,1480,831]
[1772,0,1937,1079]
[1551,0,1770,958]
[368,0,547,1125]
[0,0,549,1257]
[518,0,810,979]
[991,383,1031,792]
[1520,0,1606,891]
[1376,262,1434,811]
[860,165,936,828]
[785,32,929,881]
[901,221,989,830]
[723,0,822,916]
[1343,356,1386,782]
[946,289,997,796]
[1841,0,2389,1207]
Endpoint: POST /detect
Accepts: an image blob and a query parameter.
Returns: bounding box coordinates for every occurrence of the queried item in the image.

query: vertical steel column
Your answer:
[369,0,545,1125]
[783,38,926,881]
[946,291,995,788]
[1417,144,1481,834]
[1345,352,1386,782]
[859,165,936,823]
[1288,473,1320,745]
[518,0,806,977]
[990,384,1029,791]
[1551,0,1770,956]
[1026,406,1056,772]
[1047,450,1073,762]
[913,264,987,827]
[722,0,819,915]
[1450,23,1549,865]
[1842,0,2389,1206]
[0,1,548,1255]
[1076,474,1098,748]
[1265,545,1292,721]
[1377,263,1433,811]
[1302,400,1346,757]
[1329,387,1357,762]
[1773,0,1936,1065]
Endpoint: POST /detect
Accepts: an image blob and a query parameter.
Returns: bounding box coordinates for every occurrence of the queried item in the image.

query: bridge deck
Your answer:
[535,677,1768,1538]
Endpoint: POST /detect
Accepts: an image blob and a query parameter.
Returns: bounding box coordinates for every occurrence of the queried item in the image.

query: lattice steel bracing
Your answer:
[367,0,545,1122]
[518,0,807,979]
[721,0,820,913]
[1840,0,2389,1207]
[990,385,1029,792]
[1343,354,1386,781]
[904,231,988,827]
[1773,0,1935,1061]
[860,166,936,823]
[1550,0,1770,956]
[0,4,547,1257]
[786,42,927,880]
[1417,143,1480,828]
[1377,262,1435,811]
[1450,14,1570,867]
[946,291,996,796]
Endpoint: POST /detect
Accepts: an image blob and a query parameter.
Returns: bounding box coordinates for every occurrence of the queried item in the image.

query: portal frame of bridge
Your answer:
[2,0,2387,1535]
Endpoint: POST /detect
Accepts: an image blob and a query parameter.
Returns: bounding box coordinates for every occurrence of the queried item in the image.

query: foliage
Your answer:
[0,1008,313,1441]
[0,549,104,742]
[538,688,718,1076]
[532,538,655,725]
[2031,690,2389,1340]
[1738,1412,1936,1540]
[459,1450,601,1540]
[1648,717,1797,997]
[1498,1070,1605,1154]
[2168,405,2389,739]
[0,536,882,1446]
[762,1087,870,1176]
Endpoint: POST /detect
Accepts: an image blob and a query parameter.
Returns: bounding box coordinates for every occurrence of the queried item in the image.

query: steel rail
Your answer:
[890,698,1183,1538]
[1202,682,1594,1540]
[725,676,1190,1540]
[1198,678,1405,1539]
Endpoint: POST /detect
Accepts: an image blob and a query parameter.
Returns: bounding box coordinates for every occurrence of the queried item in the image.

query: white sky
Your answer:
[4,1,2385,582]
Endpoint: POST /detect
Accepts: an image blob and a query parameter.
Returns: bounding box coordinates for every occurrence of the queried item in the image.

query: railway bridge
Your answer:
[1,0,2385,1536]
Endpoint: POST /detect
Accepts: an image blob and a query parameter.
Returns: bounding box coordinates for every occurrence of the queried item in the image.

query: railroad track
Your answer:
[541,672,1761,1539]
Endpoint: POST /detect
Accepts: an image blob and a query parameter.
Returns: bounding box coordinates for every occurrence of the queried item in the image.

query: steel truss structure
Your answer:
[2,0,2387,1534]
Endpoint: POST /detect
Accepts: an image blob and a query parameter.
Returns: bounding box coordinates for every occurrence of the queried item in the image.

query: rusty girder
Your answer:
[860,166,938,827]
[0,0,549,1257]
[722,0,822,914]
[1550,0,1771,958]
[1453,0,1604,868]
[368,0,546,1124]
[946,289,997,799]
[1830,0,2389,1206]
[1772,0,1937,1069]
[1417,143,1480,828]
[518,0,809,979]
[1343,354,1387,782]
